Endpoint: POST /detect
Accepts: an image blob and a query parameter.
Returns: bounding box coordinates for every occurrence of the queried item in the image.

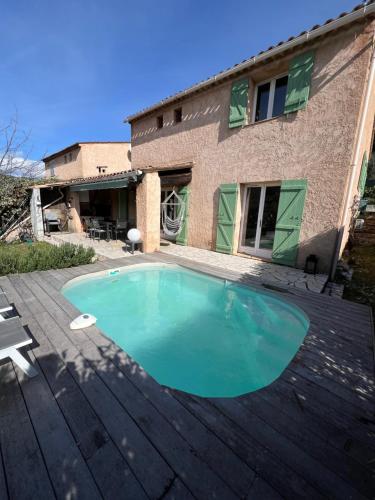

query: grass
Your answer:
[342,245,375,316]
[0,241,95,276]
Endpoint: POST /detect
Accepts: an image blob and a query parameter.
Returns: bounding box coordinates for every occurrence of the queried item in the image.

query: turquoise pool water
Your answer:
[63,264,309,397]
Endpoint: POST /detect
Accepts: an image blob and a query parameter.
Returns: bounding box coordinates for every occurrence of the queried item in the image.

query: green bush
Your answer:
[0,242,95,276]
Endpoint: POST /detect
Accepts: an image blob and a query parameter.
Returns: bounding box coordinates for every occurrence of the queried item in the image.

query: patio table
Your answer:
[99,221,114,242]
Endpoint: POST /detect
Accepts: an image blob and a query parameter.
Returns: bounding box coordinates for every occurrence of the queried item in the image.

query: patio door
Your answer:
[239,184,280,258]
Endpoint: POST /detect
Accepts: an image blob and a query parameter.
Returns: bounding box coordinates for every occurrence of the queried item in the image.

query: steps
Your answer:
[354,214,375,245]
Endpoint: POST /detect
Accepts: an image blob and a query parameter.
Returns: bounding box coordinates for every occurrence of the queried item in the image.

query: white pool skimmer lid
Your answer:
[70,314,97,330]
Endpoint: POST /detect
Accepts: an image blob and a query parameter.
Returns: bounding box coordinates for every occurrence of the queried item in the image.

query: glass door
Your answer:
[240,185,280,258]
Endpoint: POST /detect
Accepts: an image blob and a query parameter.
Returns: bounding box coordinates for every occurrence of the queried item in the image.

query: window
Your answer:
[254,75,288,122]
[49,161,55,177]
[157,115,164,129]
[64,155,67,164]
[97,166,107,174]
[174,107,182,124]
[69,152,73,162]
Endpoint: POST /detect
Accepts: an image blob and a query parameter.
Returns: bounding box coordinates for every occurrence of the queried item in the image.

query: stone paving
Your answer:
[161,243,328,293]
[43,233,328,293]
[43,232,142,260]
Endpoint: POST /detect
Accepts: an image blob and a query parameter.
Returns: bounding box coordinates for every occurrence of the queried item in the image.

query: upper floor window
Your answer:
[49,162,55,177]
[97,166,107,174]
[174,107,182,124]
[157,115,164,129]
[64,155,68,164]
[253,75,288,122]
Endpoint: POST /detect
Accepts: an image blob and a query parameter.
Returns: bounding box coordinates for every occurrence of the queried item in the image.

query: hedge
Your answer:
[0,242,95,276]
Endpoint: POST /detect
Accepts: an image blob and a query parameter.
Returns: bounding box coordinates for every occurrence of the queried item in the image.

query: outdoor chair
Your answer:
[0,317,38,377]
[44,213,61,233]
[89,219,106,241]
[113,220,128,241]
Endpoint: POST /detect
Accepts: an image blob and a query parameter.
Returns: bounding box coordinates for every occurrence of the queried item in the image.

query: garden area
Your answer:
[0,241,95,276]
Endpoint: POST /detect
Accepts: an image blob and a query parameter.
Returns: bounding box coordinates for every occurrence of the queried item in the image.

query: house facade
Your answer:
[43,142,131,180]
[128,3,375,274]
[31,142,138,237]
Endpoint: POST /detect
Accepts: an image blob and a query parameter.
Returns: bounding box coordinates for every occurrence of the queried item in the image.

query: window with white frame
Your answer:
[253,75,288,123]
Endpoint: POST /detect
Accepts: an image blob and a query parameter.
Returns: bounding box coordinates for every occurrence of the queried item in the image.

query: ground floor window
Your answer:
[239,184,281,258]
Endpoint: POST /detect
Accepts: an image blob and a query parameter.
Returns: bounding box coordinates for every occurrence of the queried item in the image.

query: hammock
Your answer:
[161,190,185,237]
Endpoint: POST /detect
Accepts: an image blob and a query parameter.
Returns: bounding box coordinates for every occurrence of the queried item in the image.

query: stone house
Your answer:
[126,2,375,274]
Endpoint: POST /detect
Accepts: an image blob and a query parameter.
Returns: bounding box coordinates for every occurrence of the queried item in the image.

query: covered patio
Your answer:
[31,170,142,242]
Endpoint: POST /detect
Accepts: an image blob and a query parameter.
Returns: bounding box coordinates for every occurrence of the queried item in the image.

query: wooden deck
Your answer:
[0,253,374,499]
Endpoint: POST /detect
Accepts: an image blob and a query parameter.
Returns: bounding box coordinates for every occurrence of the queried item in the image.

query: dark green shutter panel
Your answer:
[229,79,249,128]
[118,189,128,219]
[176,186,190,246]
[284,51,314,114]
[272,180,307,266]
[215,183,239,254]
[358,152,368,198]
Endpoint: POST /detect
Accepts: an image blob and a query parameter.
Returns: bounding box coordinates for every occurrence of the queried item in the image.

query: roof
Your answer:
[125,1,375,123]
[35,169,139,189]
[42,142,131,163]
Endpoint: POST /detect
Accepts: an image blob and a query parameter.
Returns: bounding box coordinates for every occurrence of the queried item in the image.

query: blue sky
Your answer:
[0,0,362,160]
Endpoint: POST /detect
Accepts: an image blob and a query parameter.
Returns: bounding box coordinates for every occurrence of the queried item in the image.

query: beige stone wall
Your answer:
[44,143,131,181]
[136,172,161,252]
[67,191,83,233]
[45,147,83,180]
[131,21,375,271]
[339,46,375,254]
[80,143,131,177]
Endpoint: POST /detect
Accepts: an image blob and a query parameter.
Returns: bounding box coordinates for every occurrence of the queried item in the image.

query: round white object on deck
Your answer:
[127,228,141,242]
[70,313,97,330]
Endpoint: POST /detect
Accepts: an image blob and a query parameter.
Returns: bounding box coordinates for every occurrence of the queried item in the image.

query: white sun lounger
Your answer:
[0,287,38,377]
[0,289,13,322]
[0,317,38,377]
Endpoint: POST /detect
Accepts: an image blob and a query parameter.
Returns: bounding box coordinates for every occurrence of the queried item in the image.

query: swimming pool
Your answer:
[62,264,309,397]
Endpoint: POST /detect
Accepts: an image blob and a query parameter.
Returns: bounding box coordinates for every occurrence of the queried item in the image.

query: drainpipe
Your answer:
[331,32,375,279]
[42,187,65,211]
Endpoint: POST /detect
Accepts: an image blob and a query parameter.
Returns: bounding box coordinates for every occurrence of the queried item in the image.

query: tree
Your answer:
[0,116,44,234]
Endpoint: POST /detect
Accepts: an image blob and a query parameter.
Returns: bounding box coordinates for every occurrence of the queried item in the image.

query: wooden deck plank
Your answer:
[246,475,284,500]
[187,394,366,499]
[0,360,56,500]
[0,255,374,499]
[69,326,326,499]
[173,390,325,499]
[237,391,374,498]
[0,443,8,500]
[27,273,245,499]
[164,478,195,500]
[8,275,173,500]
[254,376,375,465]
[2,278,148,500]
[13,353,102,500]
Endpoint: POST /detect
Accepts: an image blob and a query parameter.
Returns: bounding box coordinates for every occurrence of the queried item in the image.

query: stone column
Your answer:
[136,172,160,253]
[30,187,44,239]
[67,190,82,233]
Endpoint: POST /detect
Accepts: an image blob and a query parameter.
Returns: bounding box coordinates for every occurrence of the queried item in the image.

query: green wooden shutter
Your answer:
[176,186,190,246]
[118,189,128,220]
[358,152,368,198]
[284,51,314,114]
[229,79,249,128]
[215,183,239,254]
[272,180,307,266]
